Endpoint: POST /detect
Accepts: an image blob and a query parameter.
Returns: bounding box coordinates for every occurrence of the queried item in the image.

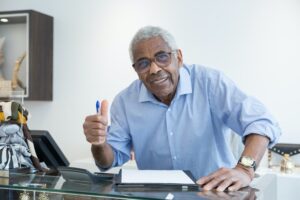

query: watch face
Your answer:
[241,157,253,166]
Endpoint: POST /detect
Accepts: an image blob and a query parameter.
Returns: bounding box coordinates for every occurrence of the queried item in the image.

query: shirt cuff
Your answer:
[242,121,281,147]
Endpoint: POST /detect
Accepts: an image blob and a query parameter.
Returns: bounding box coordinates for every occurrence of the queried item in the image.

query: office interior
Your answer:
[0,0,300,199]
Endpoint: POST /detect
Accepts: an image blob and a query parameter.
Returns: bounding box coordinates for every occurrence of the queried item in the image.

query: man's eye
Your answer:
[156,53,169,62]
[137,59,150,69]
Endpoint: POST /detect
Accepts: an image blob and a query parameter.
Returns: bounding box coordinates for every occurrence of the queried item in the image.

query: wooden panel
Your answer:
[28,10,53,100]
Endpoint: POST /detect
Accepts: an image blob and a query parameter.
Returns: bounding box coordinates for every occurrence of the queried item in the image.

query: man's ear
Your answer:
[176,49,183,67]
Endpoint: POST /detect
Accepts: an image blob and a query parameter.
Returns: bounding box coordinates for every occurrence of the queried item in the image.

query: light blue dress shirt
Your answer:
[104,64,281,179]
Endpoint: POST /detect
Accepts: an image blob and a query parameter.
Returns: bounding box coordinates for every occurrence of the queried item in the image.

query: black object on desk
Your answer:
[31,130,70,168]
[57,166,115,183]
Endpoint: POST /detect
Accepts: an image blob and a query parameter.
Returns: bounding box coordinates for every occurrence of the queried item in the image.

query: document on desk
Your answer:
[120,169,195,185]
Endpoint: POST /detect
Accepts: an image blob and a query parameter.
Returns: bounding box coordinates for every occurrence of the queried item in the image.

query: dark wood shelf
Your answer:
[0,10,53,101]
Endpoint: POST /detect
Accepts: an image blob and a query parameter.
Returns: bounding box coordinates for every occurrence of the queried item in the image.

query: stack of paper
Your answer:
[121,169,195,185]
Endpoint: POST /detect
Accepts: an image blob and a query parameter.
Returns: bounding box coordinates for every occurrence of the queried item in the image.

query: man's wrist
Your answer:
[92,143,105,148]
[235,163,255,180]
[91,142,108,150]
[91,143,114,169]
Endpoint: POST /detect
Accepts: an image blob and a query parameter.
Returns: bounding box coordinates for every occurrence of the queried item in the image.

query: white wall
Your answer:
[0,0,299,162]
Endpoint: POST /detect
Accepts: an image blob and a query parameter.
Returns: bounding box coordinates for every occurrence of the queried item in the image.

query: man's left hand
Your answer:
[196,166,254,192]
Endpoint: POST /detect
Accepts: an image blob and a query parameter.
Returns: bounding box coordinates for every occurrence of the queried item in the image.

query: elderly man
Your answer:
[83,26,280,191]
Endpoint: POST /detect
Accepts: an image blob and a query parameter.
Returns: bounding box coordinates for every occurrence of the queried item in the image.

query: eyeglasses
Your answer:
[132,51,176,74]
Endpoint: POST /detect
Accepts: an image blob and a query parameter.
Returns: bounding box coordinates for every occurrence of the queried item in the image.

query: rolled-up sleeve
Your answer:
[208,70,281,147]
[238,97,281,147]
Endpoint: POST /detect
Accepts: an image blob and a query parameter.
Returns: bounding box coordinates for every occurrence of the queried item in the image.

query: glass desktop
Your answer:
[0,170,271,200]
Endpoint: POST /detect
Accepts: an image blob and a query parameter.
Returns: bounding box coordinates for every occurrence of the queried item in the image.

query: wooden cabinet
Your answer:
[0,10,53,100]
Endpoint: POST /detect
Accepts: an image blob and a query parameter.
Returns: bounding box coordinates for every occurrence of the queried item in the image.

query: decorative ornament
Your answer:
[19,191,30,200]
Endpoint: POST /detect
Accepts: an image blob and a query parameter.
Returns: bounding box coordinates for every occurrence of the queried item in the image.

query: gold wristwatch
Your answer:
[238,156,256,171]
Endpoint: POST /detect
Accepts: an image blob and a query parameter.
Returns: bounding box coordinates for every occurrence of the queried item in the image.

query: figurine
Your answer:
[280,154,295,173]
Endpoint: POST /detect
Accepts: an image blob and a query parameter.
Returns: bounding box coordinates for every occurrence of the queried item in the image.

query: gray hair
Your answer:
[129,26,178,62]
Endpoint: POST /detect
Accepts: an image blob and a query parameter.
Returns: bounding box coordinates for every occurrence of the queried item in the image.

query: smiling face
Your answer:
[132,36,183,105]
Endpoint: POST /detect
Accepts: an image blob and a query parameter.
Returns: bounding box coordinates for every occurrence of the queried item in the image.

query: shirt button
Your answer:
[170,132,173,136]
[168,108,171,112]
[173,156,177,160]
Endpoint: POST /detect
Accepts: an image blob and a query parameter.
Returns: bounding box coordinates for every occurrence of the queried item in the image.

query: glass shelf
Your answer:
[0,90,24,104]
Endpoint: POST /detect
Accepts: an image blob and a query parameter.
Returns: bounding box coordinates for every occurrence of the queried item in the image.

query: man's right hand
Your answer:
[83,100,109,145]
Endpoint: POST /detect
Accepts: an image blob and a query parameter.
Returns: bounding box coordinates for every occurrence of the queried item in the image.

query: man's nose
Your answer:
[149,61,161,74]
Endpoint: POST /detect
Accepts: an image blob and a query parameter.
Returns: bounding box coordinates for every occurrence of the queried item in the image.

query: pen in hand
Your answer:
[96,100,101,114]
[96,100,109,116]
[94,99,109,144]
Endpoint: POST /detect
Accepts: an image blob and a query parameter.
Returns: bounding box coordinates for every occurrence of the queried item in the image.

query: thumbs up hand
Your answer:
[83,100,109,145]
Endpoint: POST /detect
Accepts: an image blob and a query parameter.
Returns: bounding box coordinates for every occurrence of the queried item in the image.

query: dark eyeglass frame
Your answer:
[132,50,177,74]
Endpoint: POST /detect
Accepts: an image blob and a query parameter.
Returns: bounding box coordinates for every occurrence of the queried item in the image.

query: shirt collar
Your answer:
[175,65,192,97]
[138,65,192,103]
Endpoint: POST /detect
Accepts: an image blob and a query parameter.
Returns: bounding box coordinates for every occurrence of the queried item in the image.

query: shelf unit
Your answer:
[0,10,53,100]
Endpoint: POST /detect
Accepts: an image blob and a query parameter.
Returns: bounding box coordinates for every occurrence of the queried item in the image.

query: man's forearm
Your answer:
[242,133,270,164]
[236,133,270,179]
[91,143,114,168]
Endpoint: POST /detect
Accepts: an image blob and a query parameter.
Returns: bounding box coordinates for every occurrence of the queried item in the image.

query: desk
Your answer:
[0,171,257,200]
[252,167,300,200]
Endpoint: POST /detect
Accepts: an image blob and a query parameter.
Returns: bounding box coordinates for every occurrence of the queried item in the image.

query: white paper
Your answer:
[121,169,195,184]
[165,193,174,200]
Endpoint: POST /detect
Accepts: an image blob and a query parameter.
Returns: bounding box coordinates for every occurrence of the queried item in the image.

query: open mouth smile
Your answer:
[150,76,169,85]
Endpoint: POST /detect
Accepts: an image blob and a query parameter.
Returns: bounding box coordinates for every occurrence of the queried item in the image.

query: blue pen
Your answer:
[96,100,100,114]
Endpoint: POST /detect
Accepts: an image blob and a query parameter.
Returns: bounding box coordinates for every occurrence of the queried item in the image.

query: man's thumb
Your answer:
[101,100,109,117]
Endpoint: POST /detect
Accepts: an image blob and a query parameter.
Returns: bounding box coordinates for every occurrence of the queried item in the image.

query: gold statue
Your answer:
[280,154,295,173]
